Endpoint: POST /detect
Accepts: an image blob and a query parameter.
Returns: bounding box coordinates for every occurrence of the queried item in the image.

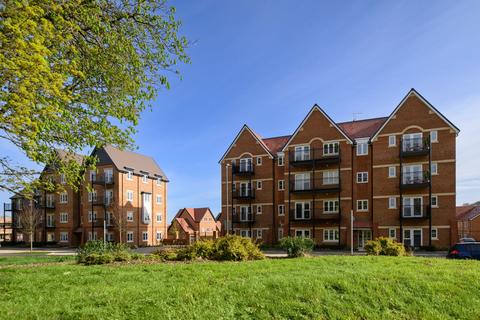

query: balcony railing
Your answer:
[289,148,340,166]
[3,203,12,211]
[232,163,254,175]
[401,138,430,157]
[45,221,55,228]
[232,189,255,200]
[289,178,340,193]
[232,214,255,223]
[289,209,340,222]
[39,200,56,209]
[402,204,430,219]
[401,171,430,189]
[92,173,114,185]
[91,196,115,206]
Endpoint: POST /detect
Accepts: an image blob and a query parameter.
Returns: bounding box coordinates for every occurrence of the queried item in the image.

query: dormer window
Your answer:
[156,178,162,186]
[126,170,133,180]
[142,174,148,183]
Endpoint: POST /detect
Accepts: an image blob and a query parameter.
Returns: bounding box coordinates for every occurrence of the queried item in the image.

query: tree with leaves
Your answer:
[0,0,189,197]
[16,199,43,251]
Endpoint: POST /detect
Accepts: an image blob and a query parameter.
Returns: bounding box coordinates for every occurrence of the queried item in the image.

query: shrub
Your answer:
[213,235,265,261]
[177,240,215,261]
[77,240,132,265]
[365,237,406,256]
[152,248,179,261]
[113,251,131,262]
[131,253,144,261]
[279,237,315,257]
[83,253,114,265]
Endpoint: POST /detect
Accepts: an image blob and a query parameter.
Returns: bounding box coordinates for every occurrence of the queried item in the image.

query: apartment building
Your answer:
[167,207,220,244]
[7,145,168,247]
[456,205,480,241]
[219,89,459,249]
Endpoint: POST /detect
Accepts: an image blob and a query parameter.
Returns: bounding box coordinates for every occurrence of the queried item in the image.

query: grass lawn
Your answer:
[0,255,75,266]
[0,256,479,319]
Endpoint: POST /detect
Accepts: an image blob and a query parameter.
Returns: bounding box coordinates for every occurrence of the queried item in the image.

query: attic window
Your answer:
[126,170,133,180]
[142,174,148,183]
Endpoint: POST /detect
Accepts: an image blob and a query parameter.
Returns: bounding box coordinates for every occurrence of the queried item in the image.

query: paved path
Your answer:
[0,247,76,256]
[263,249,448,258]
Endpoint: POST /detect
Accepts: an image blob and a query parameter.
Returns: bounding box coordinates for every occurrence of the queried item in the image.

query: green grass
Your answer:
[0,255,75,266]
[0,256,479,319]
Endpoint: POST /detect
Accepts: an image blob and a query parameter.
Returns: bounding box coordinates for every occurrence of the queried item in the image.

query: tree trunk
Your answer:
[30,231,33,252]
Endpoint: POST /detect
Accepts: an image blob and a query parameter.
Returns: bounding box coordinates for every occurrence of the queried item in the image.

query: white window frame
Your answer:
[294,202,311,220]
[127,231,134,243]
[127,211,134,222]
[156,178,162,186]
[126,190,134,202]
[357,200,368,212]
[239,229,251,238]
[278,205,285,216]
[142,174,148,183]
[156,194,162,204]
[403,228,423,247]
[256,229,263,239]
[430,130,438,143]
[278,228,284,240]
[142,231,148,242]
[431,227,438,240]
[88,232,97,241]
[388,166,396,178]
[294,145,310,161]
[88,211,97,222]
[323,200,339,213]
[323,141,339,156]
[295,173,311,190]
[88,191,97,203]
[60,232,68,243]
[256,205,262,215]
[402,133,423,151]
[388,197,397,209]
[356,139,368,156]
[104,169,113,183]
[278,180,285,191]
[59,192,68,204]
[239,206,252,222]
[431,162,438,175]
[156,213,162,223]
[60,174,66,184]
[403,197,423,217]
[256,181,262,190]
[388,135,396,147]
[323,229,339,242]
[126,170,133,180]
[357,172,368,183]
[295,229,311,238]
[156,231,162,241]
[89,170,96,182]
[277,154,284,166]
[431,195,438,208]
[256,156,262,165]
[60,212,68,223]
[388,228,396,239]
[323,170,339,185]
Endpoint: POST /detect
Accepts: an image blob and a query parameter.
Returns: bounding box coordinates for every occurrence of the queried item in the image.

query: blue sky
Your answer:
[1,0,480,221]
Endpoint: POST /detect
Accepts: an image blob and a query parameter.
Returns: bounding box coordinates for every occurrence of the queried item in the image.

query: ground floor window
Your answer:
[107,232,114,242]
[403,229,422,247]
[47,232,55,242]
[323,229,339,242]
[142,231,148,241]
[431,227,438,240]
[127,231,134,243]
[88,232,97,241]
[295,229,311,238]
[239,230,251,237]
[388,228,396,239]
[59,232,68,242]
[156,231,162,241]
[256,229,263,239]
[278,228,284,240]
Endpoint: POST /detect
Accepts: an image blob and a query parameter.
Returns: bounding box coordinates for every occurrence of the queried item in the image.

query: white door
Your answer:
[240,206,252,221]
[239,158,252,172]
[358,230,372,250]
[294,146,310,161]
[295,173,310,190]
[403,165,422,184]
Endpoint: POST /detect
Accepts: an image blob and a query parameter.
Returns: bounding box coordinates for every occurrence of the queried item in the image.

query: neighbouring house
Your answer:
[167,207,219,244]
[6,145,168,247]
[0,212,12,243]
[456,205,480,241]
[218,88,459,249]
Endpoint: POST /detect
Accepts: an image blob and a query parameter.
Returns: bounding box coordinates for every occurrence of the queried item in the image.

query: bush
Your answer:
[77,240,132,265]
[279,237,315,257]
[177,240,215,261]
[365,237,406,256]
[213,235,264,261]
[113,251,131,262]
[152,248,179,261]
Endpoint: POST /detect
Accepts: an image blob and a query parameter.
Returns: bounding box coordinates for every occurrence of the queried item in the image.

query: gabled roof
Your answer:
[170,217,194,234]
[338,117,388,139]
[175,207,213,222]
[370,88,460,141]
[95,145,168,181]
[55,149,85,165]
[282,104,354,151]
[219,125,274,162]
[262,135,291,154]
[456,206,480,221]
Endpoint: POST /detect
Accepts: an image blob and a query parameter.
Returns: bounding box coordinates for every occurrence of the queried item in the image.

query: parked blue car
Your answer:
[447,242,480,260]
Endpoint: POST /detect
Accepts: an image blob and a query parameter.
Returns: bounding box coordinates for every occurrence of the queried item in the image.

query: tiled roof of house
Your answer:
[456,205,480,221]
[102,145,168,181]
[176,207,212,222]
[55,149,85,165]
[173,217,194,234]
[337,117,389,139]
[262,136,291,154]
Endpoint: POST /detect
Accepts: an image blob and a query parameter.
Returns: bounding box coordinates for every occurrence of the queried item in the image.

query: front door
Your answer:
[403,229,422,248]
[358,230,372,250]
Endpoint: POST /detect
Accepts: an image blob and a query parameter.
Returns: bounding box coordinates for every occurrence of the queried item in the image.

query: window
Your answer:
[323,142,339,155]
[388,135,396,147]
[294,202,311,220]
[402,164,423,184]
[88,232,97,241]
[60,232,68,242]
[256,181,262,190]
[142,174,148,183]
[431,195,438,208]
[126,170,133,180]
[323,170,339,185]
[105,190,113,205]
[126,190,134,202]
[87,191,96,203]
[59,192,68,204]
[127,211,134,221]
[256,157,262,165]
[156,231,162,241]
[142,231,148,241]
[104,169,113,183]
[240,230,251,237]
[47,232,55,242]
[278,205,285,216]
[403,197,423,217]
[388,228,396,239]
[256,229,263,239]
[295,229,311,238]
[323,229,339,242]
[357,200,368,212]
[106,212,113,226]
[46,214,55,227]
[388,197,396,209]
[323,200,339,213]
[239,158,252,173]
[278,228,284,240]
[107,233,114,242]
[60,174,66,184]
[402,133,423,151]
[232,183,236,192]
[357,172,368,183]
[431,162,438,175]
[240,206,252,222]
[89,170,96,182]
[294,145,310,161]
[430,130,438,143]
[156,178,162,186]
[294,173,311,190]
[278,180,285,191]
[239,182,252,197]
[156,213,162,223]
[278,154,284,166]
[431,228,438,240]
[127,231,134,243]
[356,139,368,156]
[60,212,68,223]
[388,166,396,178]
[256,205,262,214]
[156,194,162,204]
[88,211,97,222]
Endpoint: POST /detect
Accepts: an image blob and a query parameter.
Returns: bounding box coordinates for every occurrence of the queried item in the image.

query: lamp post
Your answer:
[225,163,230,235]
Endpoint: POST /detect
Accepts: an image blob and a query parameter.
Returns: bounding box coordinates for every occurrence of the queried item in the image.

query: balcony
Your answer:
[232,189,255,200]
[232,163,254,176]
[401,138,430,157]
[91,196,115,206]
[402,204,430,219]
[401,172,430,190]
[91,173,114,185]
[289,177,340,194]
[45,221,55,228]
[3,203,12,211]
[289,148,340,167]
[232,214,255,224]
[289,209,340,223]
[39,201,56,209]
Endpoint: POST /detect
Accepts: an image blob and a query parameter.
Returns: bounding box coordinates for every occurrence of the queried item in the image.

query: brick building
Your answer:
[219,89,459,249]
[7,145,168,247]
[167,207,220,244]
[456,205,480,241]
